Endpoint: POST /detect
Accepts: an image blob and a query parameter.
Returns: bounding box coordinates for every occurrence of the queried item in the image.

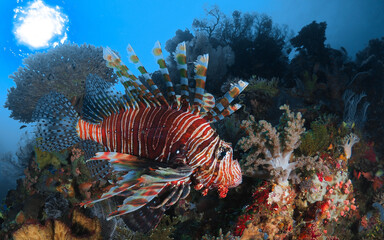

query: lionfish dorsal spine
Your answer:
[152,41,179,109]
[104,42,248,121]
[192,54,209,115]
[127,44,168,107]
[103,47,154,108]
[203,80,249,123]
[174,42,190,111]
[212,104,242,122]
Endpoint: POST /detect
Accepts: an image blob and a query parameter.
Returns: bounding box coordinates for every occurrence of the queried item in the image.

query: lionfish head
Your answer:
[211,140,242,197]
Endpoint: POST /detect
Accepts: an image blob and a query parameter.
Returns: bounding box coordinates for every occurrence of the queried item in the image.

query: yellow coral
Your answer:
[35,147,62,169]
[13,209,102,240]
[56,181,75,198]
[53,221,71,240]
[13,221,54,240]
[72,209,101,239]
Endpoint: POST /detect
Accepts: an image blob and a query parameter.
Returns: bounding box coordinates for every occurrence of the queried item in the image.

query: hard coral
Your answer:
[13,209,101,240]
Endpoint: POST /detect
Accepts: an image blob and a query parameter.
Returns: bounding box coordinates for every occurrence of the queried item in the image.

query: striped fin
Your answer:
[203,80,249,122]
[107,182,166,220]
[192,54,209,114]
[82,74,128,123]
[121,198,165,233]
[83,152,192,218]
[86,159,111,180]
[127,44,168,107]
[201,92,215,113]
[103,47,137,81]
[103,47,152,108]
[89,152,192,183]
[211,104,242,123]
[33,92,80,152]
[174,42,190,111]
[152,41,178,109]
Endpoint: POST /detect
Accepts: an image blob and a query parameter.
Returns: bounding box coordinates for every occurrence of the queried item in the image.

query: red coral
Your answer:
[234,214,252,236]
[234,182,272,236]
[364,142,377,163]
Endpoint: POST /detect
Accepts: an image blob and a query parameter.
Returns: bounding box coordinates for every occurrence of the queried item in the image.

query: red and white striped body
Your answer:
[76,105,242,193]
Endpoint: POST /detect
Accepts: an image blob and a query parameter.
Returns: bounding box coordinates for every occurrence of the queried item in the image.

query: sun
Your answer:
[13,0,68,49]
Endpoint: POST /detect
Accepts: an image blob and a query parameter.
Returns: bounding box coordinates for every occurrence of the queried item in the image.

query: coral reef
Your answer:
[234,104,361,239]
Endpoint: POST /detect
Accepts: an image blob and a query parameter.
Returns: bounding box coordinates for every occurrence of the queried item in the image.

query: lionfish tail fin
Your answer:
[33,92,80,152]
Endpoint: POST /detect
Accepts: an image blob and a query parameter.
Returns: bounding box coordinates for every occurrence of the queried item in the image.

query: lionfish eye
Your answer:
[218,147,228,160]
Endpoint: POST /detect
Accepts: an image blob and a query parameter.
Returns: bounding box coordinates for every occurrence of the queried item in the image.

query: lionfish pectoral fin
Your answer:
[80,140,106,160]
[148,164,193,182]
[120,184,190,233]
[89,152,193,183]
[121,197,166,233]
[107,182,167,220]
[85,152,192,220]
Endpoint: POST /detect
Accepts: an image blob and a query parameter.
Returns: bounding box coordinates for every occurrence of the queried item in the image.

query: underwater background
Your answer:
[1,0,384,239]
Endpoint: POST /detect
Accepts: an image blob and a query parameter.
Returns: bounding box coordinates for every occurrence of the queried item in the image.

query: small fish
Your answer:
[375,169,384,178]
[19,125,27,129]
[34,41,247,232]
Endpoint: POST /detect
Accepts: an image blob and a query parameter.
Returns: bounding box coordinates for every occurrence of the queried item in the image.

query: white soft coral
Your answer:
[239,105,305,186]
[342,133,360,159]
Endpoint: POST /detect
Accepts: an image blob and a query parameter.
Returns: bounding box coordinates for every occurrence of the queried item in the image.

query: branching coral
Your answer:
[239,104,305,185]
[5,43,117,122]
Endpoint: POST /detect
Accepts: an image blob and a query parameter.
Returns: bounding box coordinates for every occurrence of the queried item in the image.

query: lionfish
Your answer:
[33,41,248,231]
